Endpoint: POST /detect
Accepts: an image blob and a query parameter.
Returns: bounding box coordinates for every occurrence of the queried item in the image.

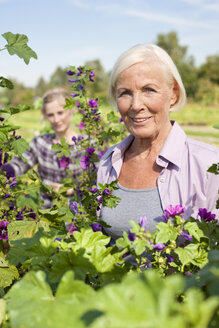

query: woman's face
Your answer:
[44,98,72,134]
[116,62,178,141]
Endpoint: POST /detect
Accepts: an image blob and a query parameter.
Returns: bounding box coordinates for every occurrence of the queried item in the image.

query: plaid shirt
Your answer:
[11,133,82,183]
[10,133,83,208]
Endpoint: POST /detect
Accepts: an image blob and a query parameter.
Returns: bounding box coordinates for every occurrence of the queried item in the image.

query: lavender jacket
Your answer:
[97,121,219,220]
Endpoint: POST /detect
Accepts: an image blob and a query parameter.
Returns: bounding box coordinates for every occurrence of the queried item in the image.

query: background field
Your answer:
[9,102,219,147]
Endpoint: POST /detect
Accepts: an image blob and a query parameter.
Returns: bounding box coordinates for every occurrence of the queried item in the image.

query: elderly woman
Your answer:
[97,43,219,240]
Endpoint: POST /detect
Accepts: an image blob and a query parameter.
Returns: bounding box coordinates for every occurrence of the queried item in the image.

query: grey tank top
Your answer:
[102,182,164,240]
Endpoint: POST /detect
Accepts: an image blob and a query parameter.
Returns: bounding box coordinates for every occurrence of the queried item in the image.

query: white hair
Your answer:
[108,43,186,111]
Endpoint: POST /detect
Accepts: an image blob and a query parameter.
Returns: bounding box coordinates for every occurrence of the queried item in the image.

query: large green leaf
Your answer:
[8,221,38,242]
[5,271,88,328]
[2,32,37,64]
[12,137,30,157]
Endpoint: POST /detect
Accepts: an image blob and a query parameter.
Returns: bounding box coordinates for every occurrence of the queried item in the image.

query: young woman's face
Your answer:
[116,62,178,141]
[44,99,72,134]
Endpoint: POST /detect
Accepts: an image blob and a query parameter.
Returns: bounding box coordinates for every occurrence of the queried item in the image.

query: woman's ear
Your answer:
[170,80,179,107]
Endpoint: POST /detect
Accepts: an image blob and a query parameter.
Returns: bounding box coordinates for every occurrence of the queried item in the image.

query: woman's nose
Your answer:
[53,114,59,123]
[131,92,145,112]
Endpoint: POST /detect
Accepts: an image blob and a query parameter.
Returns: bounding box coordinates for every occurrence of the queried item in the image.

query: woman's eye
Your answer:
[144,87,155,93]
[118,90,131,97]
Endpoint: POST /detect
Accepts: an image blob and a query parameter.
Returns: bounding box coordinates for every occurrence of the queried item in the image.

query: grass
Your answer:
[7,102,219,146]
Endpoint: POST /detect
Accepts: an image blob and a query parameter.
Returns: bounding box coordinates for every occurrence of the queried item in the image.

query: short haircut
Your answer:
[108,43,186,112]
[41,88,69,114]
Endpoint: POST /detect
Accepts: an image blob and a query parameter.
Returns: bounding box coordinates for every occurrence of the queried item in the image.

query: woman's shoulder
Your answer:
[30,133,55,148]
[186,137,219,169]
[100,134,134,162]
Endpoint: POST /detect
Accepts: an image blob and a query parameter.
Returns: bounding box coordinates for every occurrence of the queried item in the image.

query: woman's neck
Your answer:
[129,123,172,160]
[54,128,78,145]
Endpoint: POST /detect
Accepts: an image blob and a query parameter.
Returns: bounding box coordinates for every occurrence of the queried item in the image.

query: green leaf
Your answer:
[175,244,199,267]
[0,76,14,89]
[207,163,219,175]
[5,270,88,328]
[155,221,178,244]
[8,220,38,242]
[12,137,30,157]
[184,222,204,241]
[0,264,19,288]
[56,271,94,302]
[2,32,37,64]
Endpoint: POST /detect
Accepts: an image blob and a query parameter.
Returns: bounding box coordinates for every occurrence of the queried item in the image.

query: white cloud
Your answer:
[181,0,219,11]
[124,9,217,29]
[67,0,218,30]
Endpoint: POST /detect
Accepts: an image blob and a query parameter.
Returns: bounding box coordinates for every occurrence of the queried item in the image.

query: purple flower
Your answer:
[91,223,102,232]
[162,211,170,223]
[16,209,24,220]
[0,220,9,240]
[153,243,166,251]
[66,224,77,235]
[181,231,192,241]
[70,93,79,97]
[185,271,192,276]
[80,156,91,170]
[76,100,80,108]
[55,237,62,241]
[69,201,78,215]
[103,188,111,195]
[79,84,84,90]
[9,201,15,210]
[72,136,77,143]
[119,117,123,122]
[128,231,136,242]
[13,131,21,140]
[79,122,85,130]
[9,177,17,187]
[78,135,84,141]
[66,70,74,76]
[86,147,95,155]
[89,71,95,82]
[198,208,216,222]
[59,156,71,169]
[140,216,147,229]
[164,205,184,217]
[167,256,174,263]
[3,193,10,199]
[77,67,83,75]
[92,109,97,114]
[94,116,100,122]
[96,195,102,203]
[90,187,98,193]
[88,99,99,108]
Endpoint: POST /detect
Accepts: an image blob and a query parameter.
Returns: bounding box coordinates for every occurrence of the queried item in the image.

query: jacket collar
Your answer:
[102,121,186,169]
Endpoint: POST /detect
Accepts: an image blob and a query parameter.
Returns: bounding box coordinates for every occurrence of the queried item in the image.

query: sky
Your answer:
[1,0,219,87]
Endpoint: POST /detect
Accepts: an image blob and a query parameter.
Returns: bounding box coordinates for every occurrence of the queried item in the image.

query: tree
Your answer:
[198,55,219,84]
[156,31,198,99]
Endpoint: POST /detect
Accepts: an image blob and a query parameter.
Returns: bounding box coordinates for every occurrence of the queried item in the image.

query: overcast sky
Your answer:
[1,0,219,87]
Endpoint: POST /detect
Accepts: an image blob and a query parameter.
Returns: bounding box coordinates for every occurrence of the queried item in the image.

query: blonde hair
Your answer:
[109,43,186,112]
[41,88,69,114]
